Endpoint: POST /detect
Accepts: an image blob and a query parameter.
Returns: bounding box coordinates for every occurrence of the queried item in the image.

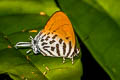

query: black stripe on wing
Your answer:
[59,38,63,44]
[56,44,60,56]
[63,42,66,55]
[66,41,72,57]
[44,49,55,56]
[52,34,57,39]
[36,45,47,56]
[41,42,48,46]
[49,40,55,44]
[42,34,46,38]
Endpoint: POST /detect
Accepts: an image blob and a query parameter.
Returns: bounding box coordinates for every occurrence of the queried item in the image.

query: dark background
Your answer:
[79,37,110,80]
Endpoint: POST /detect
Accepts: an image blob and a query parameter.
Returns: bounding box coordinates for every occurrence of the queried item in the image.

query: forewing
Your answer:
[43,11,75,47]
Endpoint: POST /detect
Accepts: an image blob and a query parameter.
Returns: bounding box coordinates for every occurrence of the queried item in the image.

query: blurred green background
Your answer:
[0,0,120,80]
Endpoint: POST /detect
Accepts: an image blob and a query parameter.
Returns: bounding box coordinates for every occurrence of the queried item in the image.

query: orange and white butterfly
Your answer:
[15,11,80,64]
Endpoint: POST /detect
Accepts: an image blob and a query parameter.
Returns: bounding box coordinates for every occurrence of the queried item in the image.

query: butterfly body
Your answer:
[15,11,80,64]
[33,30,78,59]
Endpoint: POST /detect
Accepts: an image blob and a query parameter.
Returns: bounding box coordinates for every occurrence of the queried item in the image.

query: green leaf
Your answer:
[0,0,59,16]
[84,0,120,25]
[0,0,82,80]
[0,33,47,80]
[58,0,120,80]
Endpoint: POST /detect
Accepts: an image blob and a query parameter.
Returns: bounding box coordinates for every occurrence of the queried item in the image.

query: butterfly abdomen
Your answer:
[36,31,76,58]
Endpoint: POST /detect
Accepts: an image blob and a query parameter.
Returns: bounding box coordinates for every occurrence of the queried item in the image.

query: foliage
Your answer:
[58,0,120,80]
[0,0,82,80]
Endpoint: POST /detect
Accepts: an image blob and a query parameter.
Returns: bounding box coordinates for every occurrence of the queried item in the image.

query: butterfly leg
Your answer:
[29,36,33,40]
[76,48,80,55]
[26,49,32,54]
[63,57,66,64]
[71,56,74,64]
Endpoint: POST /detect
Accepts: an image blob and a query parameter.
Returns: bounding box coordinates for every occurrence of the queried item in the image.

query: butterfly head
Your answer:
[30,36,39,54]
[15,36,39,54]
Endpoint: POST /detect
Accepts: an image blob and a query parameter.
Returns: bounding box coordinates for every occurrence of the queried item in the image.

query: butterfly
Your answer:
[15,11,80,64]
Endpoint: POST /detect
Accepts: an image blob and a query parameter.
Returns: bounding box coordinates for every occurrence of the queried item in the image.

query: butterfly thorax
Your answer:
[30,36,39,54]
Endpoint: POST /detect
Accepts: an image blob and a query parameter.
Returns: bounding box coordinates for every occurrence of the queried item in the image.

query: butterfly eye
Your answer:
[34,40,37,44]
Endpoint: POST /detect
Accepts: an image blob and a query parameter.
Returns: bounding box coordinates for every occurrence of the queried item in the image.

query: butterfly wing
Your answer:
[43,11,75,47]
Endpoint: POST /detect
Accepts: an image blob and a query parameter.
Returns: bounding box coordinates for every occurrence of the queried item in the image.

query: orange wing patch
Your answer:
[44,11,75,46]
